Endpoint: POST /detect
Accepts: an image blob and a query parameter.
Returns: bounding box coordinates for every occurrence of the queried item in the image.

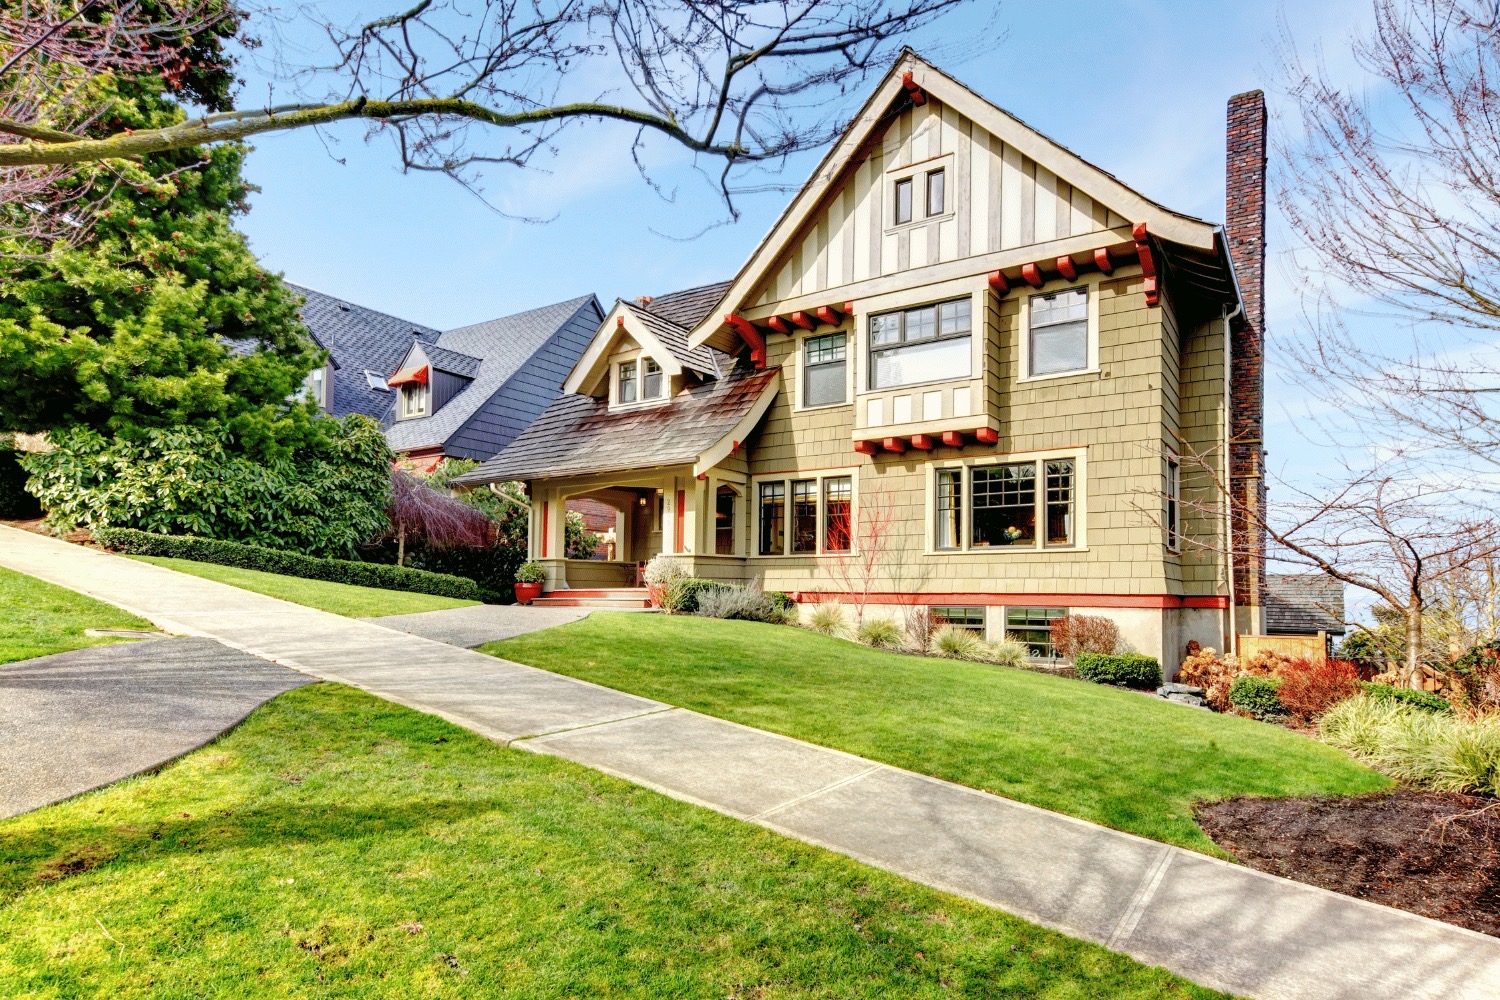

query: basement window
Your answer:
[1005,607,1067,661]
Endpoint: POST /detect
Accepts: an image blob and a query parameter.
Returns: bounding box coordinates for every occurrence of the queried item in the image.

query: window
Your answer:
[869,297,972,390]
[792,479,818,553]
[932,606,984,634]
[759,482,785,555]
[1166,456,1181,550]
[618,361,638,403]
[304,367,327,408]
[643,358,664,399]
[971,463,1035,547]
[1045,460,1075,547]
[1005,608,1067,660]
[824,476,852,553]
[803,333,848,407]
[935,468,962,550]
[400,382,428,418]
[894,177,913,225]
[715,485,737,555]
[926,168,945,216]
[365,370,390,392]
[1029,287,1089,377]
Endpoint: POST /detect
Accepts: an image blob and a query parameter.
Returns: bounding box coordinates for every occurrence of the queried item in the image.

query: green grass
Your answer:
[131,556,479,618]
[489,615,1392,855]
[0,566,155,664]
[0,685,1225,999]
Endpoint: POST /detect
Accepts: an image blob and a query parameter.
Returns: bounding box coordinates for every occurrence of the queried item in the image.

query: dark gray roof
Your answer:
[385,294,600,453]
[641,280,732,328]
[289,284,441,418]
[451,364,779,485]
[421,343,482,379]
[1266,574,1346,636]
[626,301,726,377]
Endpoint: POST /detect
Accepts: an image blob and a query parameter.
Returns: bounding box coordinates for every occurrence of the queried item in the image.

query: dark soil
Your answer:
[1198,789,1500,936]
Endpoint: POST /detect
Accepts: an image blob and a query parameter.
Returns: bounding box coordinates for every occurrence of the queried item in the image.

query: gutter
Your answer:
[1216,226,1245,657]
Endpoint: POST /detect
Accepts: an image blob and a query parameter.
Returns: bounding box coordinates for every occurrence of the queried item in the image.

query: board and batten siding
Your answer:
[753,97,1130,307]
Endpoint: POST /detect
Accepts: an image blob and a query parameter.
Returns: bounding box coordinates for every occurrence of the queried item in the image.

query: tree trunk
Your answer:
[1406,606,1424,690]
[397,525,406,568]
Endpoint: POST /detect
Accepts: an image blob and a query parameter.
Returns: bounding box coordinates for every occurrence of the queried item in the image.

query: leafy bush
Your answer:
[1176,647,1237,711]
[1449,638,1500,711]
[515,561,546,584]
[1362,682,1451,713]
[1051,614,1121,658]
[677,577,733,614]
[25,421,391,557]
[95,528,482,601]
[808,602,849,637]
[982,640,1029,669]
[1229,676,1286,721]
[1074,653,1161,690]
[1320,696,1500,795]
[929,626,985,661]
[1273,657,1362,721]
[856,617,903,650]
[766,590,796,614]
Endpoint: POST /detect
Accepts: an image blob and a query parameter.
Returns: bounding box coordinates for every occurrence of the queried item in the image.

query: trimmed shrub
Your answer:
[1074,653,1162,690]
[1362,682,1451,714]
[1273,657,1362,721]
[1051,614,1121,658]
[856,617,903,650]
[982,640,1029,669]
[766,590,796,614]
[1229,676,1286,721]
[929,626,985,661]
[808,602,849,637]
[694,582,786,623]
[1320,696,1500,795]
[95,528,482,601]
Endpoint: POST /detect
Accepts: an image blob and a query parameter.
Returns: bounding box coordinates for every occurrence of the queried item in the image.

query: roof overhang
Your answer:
[693,368,780,477]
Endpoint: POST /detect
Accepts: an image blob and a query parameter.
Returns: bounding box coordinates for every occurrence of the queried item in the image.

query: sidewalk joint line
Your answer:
[749,764,883,821]
[516,705,678,744]
[1106,845,1175,950]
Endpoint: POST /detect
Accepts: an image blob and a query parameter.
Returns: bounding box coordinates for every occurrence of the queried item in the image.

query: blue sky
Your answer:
[232,0,1375,475]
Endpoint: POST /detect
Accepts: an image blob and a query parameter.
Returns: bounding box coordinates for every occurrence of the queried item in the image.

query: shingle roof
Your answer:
[289,284,441,418]
[626,301,726,376]
[384,294,599,453]
[641,280,732,328]
[1265,574,1347,636]
[450,364,779,485]
[421,343,482,379]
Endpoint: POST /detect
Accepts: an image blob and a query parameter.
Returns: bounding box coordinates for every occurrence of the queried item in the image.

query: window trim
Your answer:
[883,153,955,233]
[798,329,851,410]
[1003,606,1069,662]
[751,469,860,558]
[867,295,974,392]
[924,448,1087,555]
[398,380,429,419]
[1016,273,1103,384]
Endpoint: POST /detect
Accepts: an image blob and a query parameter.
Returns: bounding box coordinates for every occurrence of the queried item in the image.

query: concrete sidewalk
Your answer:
[4,526,1499,1000]
[367,603,592,647]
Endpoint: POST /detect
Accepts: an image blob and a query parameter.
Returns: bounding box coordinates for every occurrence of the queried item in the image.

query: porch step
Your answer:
[532,588,652,610]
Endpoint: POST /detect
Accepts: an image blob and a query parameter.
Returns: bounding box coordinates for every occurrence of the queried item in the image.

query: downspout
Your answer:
[1218,226,1246,658]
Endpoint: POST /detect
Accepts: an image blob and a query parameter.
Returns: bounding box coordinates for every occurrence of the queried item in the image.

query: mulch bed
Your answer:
[1198,790,1500,936]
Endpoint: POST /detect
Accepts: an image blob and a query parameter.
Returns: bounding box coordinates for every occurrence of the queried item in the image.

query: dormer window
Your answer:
[643,358,663,399]
[619,361,638,403]
[400,381,428,418]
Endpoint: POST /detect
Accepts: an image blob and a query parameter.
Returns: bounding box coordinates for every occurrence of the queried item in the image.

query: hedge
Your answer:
[95,528,483,602]
[1073,652,1161,690]
[1229,676,1286,721]
[1362,682,1451,714]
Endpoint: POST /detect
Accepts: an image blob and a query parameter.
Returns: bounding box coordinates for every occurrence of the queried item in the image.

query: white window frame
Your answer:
[1017,273,1103,384]
[924,448,1087,555]
[609,348,672,412]
[617,359,639,404]
[796,329,853,410]
[398,381,429,419]
[867,295,974,392]
[884,153,955,233]
[750,468,860,558]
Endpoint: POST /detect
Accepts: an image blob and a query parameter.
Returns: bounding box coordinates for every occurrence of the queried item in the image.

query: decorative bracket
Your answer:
[1133,222,1160,306]
[724,314,766,368]
[901,71,927,106]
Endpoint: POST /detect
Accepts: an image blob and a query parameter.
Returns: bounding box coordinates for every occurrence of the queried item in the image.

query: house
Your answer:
[293,285,603,473]
[452,53,1269,674]
[1265,574,1345,638]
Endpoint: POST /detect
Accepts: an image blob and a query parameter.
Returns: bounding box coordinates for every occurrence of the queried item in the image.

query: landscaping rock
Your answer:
[1164,692,1209,709]
[1158,682,1206,697]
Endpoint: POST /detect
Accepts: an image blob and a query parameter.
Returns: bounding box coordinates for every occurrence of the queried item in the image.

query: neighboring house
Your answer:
[453,52,1269,674]
[293,284,603,473]
[1265,574,1346,638]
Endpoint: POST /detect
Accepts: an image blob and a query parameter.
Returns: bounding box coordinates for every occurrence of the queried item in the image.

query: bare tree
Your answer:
[0,0,980,216]
[827,481,900,624]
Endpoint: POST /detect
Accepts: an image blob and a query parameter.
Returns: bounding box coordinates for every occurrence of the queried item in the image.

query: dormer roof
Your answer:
[564,295,732,398]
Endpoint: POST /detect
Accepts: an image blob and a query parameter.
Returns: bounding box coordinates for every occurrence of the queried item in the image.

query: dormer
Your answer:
[387,340,481,420]
[564,299,725,412]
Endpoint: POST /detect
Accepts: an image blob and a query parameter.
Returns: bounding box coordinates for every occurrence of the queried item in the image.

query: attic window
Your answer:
[365,370,390,391]
[618,360,638,403]
[643,358,664,399]
[926,168,945,216]
[894,177,913,225]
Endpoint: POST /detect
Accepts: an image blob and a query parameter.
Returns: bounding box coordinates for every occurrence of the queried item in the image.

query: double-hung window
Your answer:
[1028,287,1089,377]
[803,333,848,407]
[618,361,638,403]
[643,358,663,399]
[757,473,855,556]
[935,458,1078,551]
[869,297,971,390]
[759,482,785,556]
[400,382,428,418]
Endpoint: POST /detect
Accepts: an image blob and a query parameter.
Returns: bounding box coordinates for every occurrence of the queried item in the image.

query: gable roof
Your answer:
[1266,574,1347,636]
[385,294,601,453]
[685,50,1226,353]
[421,343,482,379]
[642,280,733,328]
[451,364,780,485]
[563,295,731,396]
[289,283,440,418]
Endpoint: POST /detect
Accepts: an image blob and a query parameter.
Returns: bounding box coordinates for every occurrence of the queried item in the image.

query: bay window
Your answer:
[792,479,818,553]
[972,463,1035,547]
[935,468,962,551]
[824,476,852,552]
[869,297,972,390]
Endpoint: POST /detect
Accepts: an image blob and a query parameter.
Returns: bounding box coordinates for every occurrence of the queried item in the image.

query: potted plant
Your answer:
[514,562,547,605]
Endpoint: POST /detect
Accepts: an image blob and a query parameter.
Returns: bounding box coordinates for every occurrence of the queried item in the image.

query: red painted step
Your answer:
[532,588,653,609]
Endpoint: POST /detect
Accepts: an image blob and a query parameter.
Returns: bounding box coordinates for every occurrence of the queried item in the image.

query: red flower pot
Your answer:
[514,582,543,605]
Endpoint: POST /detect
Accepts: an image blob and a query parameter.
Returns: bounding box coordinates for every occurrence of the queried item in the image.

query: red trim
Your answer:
[767,316,791,335]
[388,364,429,387]
[1133,221,1160,306]
[815,305,843,326]
[941,430,965,448]
[1093,247,1115,275]
[790,310,816,331]
[790,591,1230,610]
[909,434,935,451]
[974,427,999,445]
[987,270,1009,296]
[1056,255,1078,281]
[854,440,880,456]
[882,437,907,454]
[1021,262,1044,288]
[901,70,927,105]
[674,489,685,554]
[616,315,625,327]
[540,501,549,559]
[725,314,766,367]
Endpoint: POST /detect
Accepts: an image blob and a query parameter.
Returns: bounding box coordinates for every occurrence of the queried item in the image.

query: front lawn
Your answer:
[490,615,1391,854]
[131,556,479,618]
[0,684,1222,999]
[0,567,155,664]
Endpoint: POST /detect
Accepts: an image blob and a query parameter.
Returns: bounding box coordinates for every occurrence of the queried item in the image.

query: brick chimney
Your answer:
[1225,90,1267,632]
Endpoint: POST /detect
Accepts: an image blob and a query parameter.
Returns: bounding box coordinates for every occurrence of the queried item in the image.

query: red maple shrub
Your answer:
[1051,614,1121,658]
[1273,657,1362,721]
